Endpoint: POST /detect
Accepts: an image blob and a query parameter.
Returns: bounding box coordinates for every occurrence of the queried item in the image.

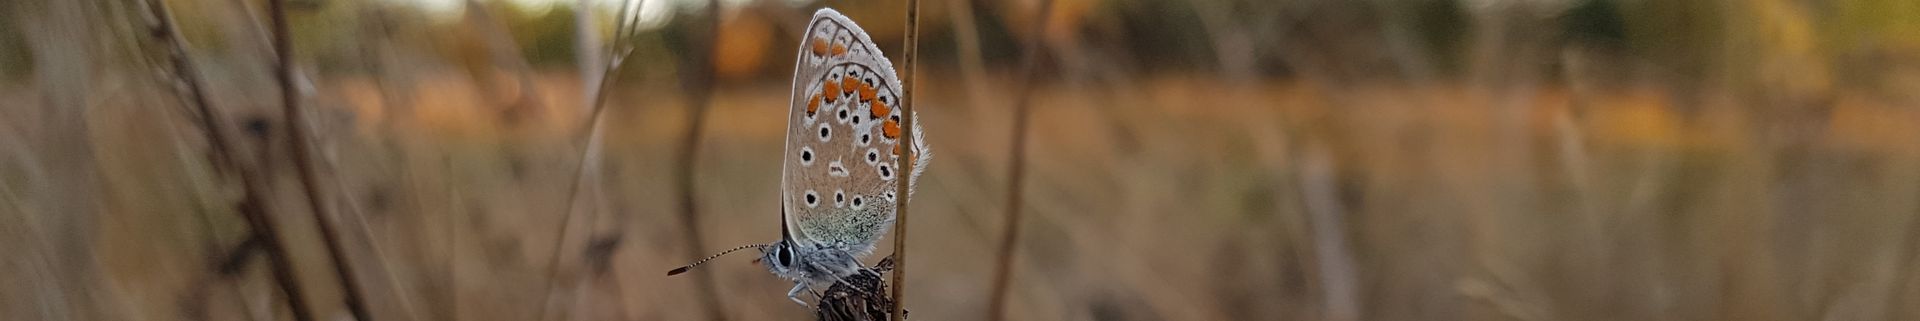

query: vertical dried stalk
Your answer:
[888,1,924,320]
[266,1,375,320]
[14,0,106,319]
[439,156,462,321]
[946,0,991,115]
[1299,148,1359,321]
[574,0,605,111]
[674,1,728,319]
[140,1,316,320]
[536,1,647,320]
[986,1,1056,320]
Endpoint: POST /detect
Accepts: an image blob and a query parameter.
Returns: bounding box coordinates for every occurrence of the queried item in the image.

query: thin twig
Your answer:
[440,155,462,321]
[140,0,315,320]
[889,1,924,320]
[322,143,426,321]
[1300,147,1360,321]
[986,1,1056,320]
[535,1,647,320]
[266,1,375,320]
[946,0,991,116]
[673,1,727,319]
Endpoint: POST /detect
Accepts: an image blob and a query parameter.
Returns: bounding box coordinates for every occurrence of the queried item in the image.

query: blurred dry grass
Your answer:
[9,68,1920,320]
[6,0,1920,320]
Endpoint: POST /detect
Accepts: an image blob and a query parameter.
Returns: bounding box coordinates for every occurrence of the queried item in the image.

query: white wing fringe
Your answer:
[907,111,932,199]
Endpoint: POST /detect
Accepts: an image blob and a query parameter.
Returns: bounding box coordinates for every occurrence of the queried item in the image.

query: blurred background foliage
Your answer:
[5,0,1920,320]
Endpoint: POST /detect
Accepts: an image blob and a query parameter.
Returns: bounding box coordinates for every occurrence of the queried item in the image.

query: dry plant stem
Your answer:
[670,1,728,319]
[142,1,315,320]
[1299,148,1360,321]
[267,0,375,320]
[888,1,923,320]
[986,0,1056,320]
[323,152,426,321]
[440,156,462,321]
[534,76,611,321]
[946,0,990,110]
[535,1,645,320]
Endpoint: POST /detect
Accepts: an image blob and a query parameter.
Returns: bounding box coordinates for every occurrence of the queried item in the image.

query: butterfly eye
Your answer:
[777,247,794,267]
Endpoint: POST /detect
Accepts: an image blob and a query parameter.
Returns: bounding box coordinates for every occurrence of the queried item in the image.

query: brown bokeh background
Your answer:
[5,0,1920,320]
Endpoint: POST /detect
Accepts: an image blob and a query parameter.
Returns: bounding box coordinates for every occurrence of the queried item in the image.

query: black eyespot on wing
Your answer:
[819,126,830,138]
[801,149,813,162]
[805,192,817,205]
[852,196,862,207]
[860,134,871,145]
[880,165,892,178]
[867,150,879,163]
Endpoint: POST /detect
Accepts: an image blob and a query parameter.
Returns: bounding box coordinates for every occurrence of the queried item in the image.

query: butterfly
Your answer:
[668,8,930,306]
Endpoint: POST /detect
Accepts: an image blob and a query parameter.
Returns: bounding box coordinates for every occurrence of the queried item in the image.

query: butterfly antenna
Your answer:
[667,244,768,275]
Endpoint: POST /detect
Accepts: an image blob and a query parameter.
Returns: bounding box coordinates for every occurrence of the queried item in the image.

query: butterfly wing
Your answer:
[781,8,930,255]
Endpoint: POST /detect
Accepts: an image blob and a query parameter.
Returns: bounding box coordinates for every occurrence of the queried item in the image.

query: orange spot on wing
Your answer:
[882,119,901,139]
[831,43,848,56]
[841,75,859,95]
[870,100,891,118]
[807,93,822,115]
[811,38,829,56]
[858,84,877,102]
[822,80,840,103]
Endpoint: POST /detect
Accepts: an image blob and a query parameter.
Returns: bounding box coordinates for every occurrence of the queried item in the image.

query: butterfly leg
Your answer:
[787,282,810,306]
[809,261,869,293]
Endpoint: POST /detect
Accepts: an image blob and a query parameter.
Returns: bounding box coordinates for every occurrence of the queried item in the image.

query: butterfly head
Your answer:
[759,239,804,279]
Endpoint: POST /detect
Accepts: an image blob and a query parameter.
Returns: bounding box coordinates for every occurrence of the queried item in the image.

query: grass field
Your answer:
[7,66,1920,320]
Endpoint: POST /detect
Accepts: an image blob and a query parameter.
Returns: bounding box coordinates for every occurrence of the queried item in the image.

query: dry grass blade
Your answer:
[139,0,316,320]
[888,1,923,320]
[535,1,648,320]
[266,0,374,319]
[986,0,1056,320]
[673,1,729,319]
